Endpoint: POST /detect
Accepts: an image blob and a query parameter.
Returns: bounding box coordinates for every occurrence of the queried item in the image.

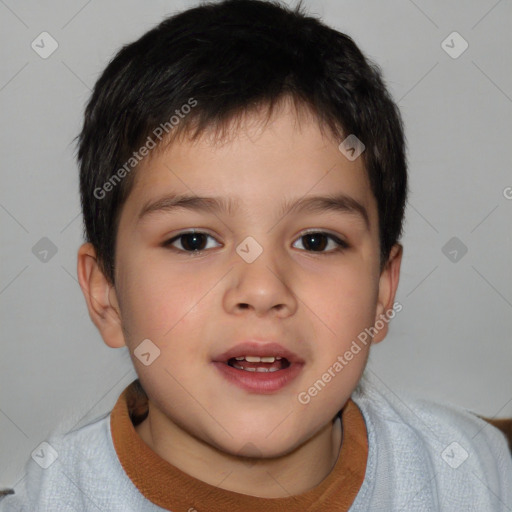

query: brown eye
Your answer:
[302,233,328,251]
[293,232,348,253]
[165,231,220,252]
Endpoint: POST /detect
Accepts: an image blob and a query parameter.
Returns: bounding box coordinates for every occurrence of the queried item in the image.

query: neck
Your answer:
[135,403,343,498]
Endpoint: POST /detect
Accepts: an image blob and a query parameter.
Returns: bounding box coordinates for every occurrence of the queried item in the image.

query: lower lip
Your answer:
[212,361,303,393]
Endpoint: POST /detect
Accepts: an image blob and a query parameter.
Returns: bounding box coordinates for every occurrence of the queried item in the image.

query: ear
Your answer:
[77,242,126,348]
[372,243,403,344]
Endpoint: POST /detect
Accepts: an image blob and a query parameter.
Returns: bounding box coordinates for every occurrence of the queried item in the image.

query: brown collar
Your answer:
[111,380,368,511]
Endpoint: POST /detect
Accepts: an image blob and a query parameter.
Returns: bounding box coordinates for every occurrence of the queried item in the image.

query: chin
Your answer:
[208,425,306,461]
[226,439,299,461]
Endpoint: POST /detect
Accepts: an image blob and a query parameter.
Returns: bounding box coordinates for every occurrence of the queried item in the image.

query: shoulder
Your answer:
[0,412,155,512]
[350,370,512,510]
[353,370,510,454]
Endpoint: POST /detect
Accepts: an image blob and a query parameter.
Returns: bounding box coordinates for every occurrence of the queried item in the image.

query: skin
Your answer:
[77,98,402,498]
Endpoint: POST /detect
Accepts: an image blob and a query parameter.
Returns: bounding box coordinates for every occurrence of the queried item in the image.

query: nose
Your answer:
[223,244,298,318]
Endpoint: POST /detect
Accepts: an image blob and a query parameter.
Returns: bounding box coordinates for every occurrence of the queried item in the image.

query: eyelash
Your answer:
[163,230,349,255]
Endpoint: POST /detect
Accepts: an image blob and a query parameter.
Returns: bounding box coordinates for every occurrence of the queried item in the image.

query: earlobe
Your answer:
[372,244,403,344]
[77,243,126,348]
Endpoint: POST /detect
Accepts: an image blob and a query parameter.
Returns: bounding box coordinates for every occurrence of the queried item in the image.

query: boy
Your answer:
[2,0,511,510]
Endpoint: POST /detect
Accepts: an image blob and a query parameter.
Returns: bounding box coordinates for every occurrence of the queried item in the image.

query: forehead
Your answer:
[122,101,377,227]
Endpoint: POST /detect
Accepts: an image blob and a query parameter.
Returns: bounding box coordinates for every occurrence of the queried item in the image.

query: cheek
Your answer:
[302,262,379,346]
[117,252,218,348]
[116,258,212,393]
[294,269,376,416]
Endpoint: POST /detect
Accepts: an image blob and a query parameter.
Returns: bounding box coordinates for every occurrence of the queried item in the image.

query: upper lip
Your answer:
[213,341,305,364]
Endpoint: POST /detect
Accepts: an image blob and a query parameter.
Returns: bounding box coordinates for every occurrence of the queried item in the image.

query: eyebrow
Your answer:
[137,192,369,228]
[138,194,239,221]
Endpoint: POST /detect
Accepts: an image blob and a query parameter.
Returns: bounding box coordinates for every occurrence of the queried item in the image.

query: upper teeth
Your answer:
[234,356,283,363]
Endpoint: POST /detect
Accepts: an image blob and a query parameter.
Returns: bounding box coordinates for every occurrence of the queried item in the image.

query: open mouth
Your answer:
[226,355,291,373]
[213,343,303,393]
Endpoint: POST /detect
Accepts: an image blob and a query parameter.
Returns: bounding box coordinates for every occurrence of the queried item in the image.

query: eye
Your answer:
[292,231,348,253]
[164,230,221,253]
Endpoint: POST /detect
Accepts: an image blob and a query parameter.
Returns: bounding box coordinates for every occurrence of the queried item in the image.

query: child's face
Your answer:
[84,101,400,459]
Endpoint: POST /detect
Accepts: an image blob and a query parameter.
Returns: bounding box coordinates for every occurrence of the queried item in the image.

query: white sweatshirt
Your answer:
[1,370,511,511]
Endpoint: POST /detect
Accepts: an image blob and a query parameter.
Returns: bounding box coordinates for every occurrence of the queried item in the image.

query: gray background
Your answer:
[1,0,511,490]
